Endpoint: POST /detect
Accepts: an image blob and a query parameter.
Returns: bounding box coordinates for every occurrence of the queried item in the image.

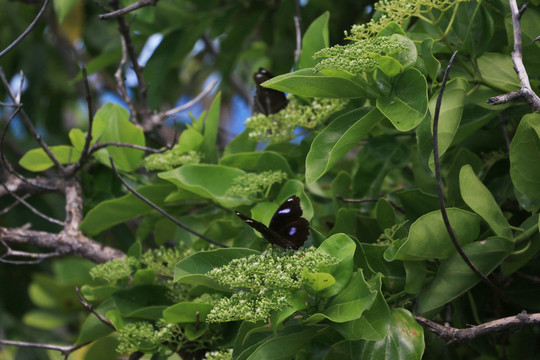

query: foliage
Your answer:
[2,0,540,358]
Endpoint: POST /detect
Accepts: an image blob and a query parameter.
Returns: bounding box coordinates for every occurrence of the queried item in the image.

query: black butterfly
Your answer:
[253,68,288,116]
[235,195,309,250]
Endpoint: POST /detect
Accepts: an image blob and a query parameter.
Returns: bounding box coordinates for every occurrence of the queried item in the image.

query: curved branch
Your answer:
[0,0,50,59]
[98,0,158,19]
[415,311,540,344]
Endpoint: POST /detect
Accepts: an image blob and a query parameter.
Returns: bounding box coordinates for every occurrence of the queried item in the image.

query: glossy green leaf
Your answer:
[477,53,520,92]
[79,184,175,236]
[163,302,213,323]
[308,271,375,324]
[263,68,368,98]
[91,103,145,172]
[370,53,403,77]
[333,274,391,341]
[306,108,382,183]
[241,326,320,360]
[176,128,204,154]
[220,151,295,177]
[384,208,480,261]
[76,299,116,344]
[390,34,417,70]
[510,114,540,200]
[318,233,356,297]
[223,128,257,156]
[298,12,329,69]
[460,164,512,238]
[428,78,468,169]
[376,68,428,131]
[112,285,172,319]
[353,308,424,360]
[420,38,440,82]
[158,164,252,208]
[54,0,81,23]
[19,145,82,172]
[417,237,513,315]
[303,270,336,291]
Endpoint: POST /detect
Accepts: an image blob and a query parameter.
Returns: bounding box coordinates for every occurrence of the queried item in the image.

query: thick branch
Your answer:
[415,311,540,344]
[0,227,125,263]
[487,0,540,110]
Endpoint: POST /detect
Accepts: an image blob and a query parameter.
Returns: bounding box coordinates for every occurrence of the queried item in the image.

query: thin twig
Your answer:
[293,0,303,64]
[0,0,51,59]
[99,0,158,19]
[0,239,60,264]
[0,183,65,226]
[498,114,511,151]
[90,141,165,154]
[108,0,150,123]
[0,68,65,173]
[433,51,509,297]
[337,195,405,213]
[0,194,30,215]
[0,339,87,357]
[114,36,137,119]
[487,0,540,110]
[74,67,95,172]
[109,157,228,248]
[415,311,540,344]
[75,287,116,329]
[160,80,218,118]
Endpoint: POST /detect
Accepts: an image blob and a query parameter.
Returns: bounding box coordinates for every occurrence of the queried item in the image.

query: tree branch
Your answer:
[0,0,50,59]
[109,157,229,248]
[415,311,540,344]
[487,0,540,110]
[98,0,159,19]
[0,339,87,357]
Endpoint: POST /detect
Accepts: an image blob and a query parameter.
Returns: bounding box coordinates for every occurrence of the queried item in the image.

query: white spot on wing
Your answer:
[289,227,296,236]
[278,208,291,214]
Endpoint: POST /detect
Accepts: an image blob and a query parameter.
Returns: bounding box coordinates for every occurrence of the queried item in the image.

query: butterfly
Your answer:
[235,195,309,250]
[253,68,288,116]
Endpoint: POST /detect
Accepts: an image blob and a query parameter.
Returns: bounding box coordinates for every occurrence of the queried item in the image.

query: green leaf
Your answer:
[417,237,513,315]
[333,274,391,341]
[389,33,417,70]
[510,114,540,203]
[163,302,214,323]
[176,128,204,154]
[305,108,382,183]
[427,78,468,169]
[477,53,520,92]
[376,68,428,131]
[79,184,175,236]
[92,103,145,172]
[460,164,512,238]
[420,38,440,82]
[200,93,221,163]
[353,308,424,360]
[241,326,320,360]
[298,12,329,69]
[370,53,403,77]
[302,270,336,291]
[384,208,481,261]
[19,145,82,172]
[263,68,368,98]
[220,151,295,178]
[313,271,375,323]
[112,285,172,320]
[54,0,81,24]
[76,299,116,344]
[158,164,252,208]
[223,129,257,156]
[318,233,356,297]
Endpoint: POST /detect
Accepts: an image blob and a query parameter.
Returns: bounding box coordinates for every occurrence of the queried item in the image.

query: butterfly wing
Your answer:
[235,211,290,248]
[253,68,288,116]
[268,195,310,249]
